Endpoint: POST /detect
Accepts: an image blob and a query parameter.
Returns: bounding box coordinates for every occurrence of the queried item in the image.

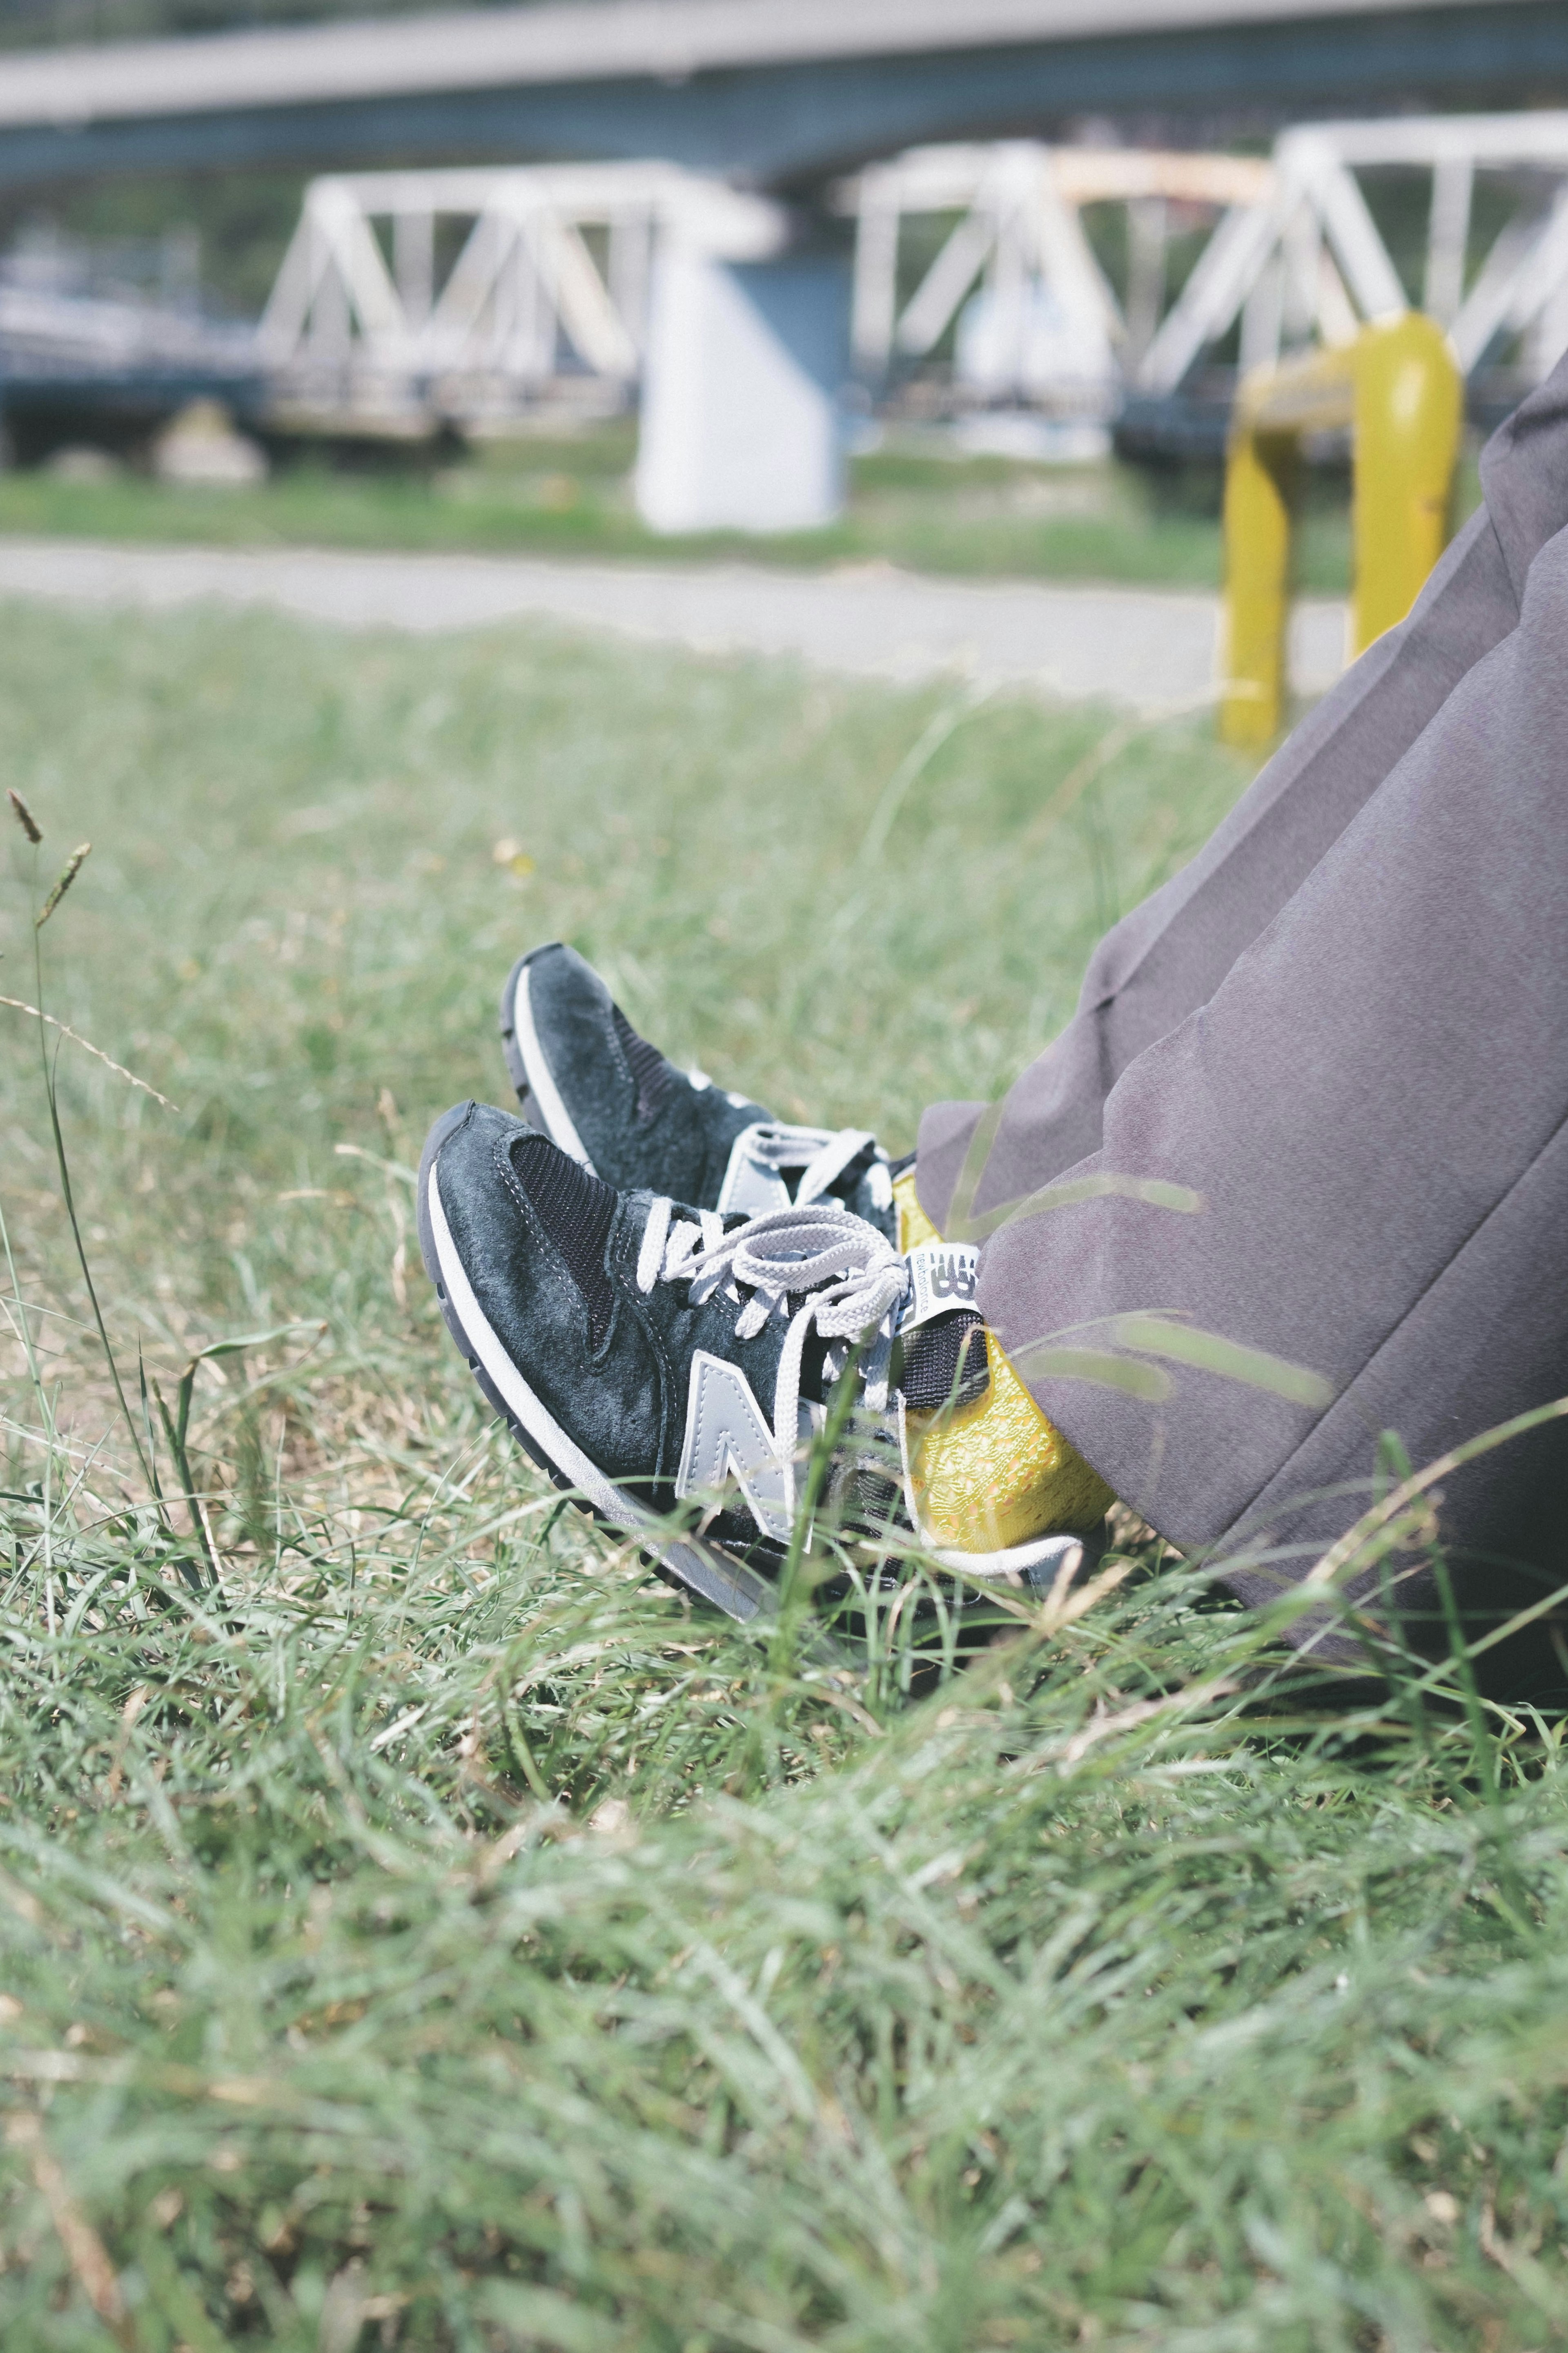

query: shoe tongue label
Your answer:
[900,1241,980,1331]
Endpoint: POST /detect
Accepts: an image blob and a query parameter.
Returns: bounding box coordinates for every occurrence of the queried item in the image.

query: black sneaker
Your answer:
[418,1102,1096,1624]
[500,943,898,1238]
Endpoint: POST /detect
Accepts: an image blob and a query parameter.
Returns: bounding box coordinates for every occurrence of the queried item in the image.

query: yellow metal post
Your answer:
[1218,313,1461,747]
[1351,313,1463,653]
[1217,414,1298,747]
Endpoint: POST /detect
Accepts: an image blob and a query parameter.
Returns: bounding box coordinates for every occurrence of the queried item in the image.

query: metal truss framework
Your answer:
[258,115,1568,433]
[844,144,1275,410]
[1141,113,1568,396]
[258,162,781,422]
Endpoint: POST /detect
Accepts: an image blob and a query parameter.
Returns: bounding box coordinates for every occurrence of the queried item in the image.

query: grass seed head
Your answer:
[8,788,41,843]
[36,842,91,929]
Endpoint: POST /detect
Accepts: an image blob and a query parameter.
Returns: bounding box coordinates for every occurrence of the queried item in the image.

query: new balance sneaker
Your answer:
[418,1101,1100,1625]
[499,942,899,1240]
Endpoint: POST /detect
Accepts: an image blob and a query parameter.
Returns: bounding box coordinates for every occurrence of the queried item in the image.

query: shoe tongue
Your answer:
[611,1002,670,1124]
[899,1311,989,1411]
[815,1137,878,1207]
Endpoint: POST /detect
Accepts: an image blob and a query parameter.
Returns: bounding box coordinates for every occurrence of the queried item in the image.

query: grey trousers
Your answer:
[915,355,1568,1691]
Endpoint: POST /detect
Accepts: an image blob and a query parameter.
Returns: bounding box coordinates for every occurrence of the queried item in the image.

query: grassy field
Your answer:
[0,433,1380,594]
[2,599,1567,2351]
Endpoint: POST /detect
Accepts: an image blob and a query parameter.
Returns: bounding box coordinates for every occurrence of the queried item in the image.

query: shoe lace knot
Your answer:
[636,1197,909,1516]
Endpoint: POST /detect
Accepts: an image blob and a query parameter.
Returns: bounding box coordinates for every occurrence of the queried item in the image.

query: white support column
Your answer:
[1239,253,1285,374]
[894,207,998,357]
[851,192,900,378]
[1137,198,1285,394]
[394,207,434,328]
[504,216,550,379]
[1424,156,1474,327]
[1314,247,1361,348]
[1281,200,1322,344]
[1452,205,1555,372]
[1033,170,1122,365]
[1303,148,1408,320]
[608,210,653,356]
[312,252,353,362]
[1125,197,1168,367]
[636,239,849,535]
[257,204,323,358]
[987,200,1028,396]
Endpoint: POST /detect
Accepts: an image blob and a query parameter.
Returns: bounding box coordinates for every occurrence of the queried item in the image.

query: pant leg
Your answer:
[977,523,1568,1696]
[916,356,1568,1235]
[911,358,1568,1692]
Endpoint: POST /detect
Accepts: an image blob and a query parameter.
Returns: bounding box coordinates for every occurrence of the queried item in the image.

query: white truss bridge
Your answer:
[846,115,1568,416]
[252,114,1568,451]
[1140,112,1568,397]
[844,142,1273,416]
[258,160,781,429]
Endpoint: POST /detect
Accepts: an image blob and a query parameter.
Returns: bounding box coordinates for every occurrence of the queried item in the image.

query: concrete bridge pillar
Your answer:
[635,234,849,536]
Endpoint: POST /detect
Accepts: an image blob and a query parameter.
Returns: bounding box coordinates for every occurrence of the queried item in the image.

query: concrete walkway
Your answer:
[0,535,1349,711]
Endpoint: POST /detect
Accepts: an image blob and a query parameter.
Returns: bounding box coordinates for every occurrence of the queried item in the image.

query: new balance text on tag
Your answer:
[901,1242,980,1332]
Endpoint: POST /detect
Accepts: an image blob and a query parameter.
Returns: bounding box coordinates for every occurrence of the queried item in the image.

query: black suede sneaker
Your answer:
[500,943,898,1239]
[418,1102,1096,1625]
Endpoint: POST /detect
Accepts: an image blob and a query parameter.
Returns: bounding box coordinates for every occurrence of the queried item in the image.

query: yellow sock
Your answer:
[892,1170,1114,1552]
[893,1165,942,1252]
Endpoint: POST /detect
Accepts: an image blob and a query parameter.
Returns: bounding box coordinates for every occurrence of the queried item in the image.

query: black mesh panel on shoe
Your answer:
[612,1004,670,1123]
[899,1311,989,1411]
[508,1133,617,1350]
[822,1138,879,1204]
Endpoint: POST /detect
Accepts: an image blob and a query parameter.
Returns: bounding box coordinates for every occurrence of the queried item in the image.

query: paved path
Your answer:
[0,536,1348,711]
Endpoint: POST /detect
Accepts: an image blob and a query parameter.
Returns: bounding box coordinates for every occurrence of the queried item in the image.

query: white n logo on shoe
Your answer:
[676,1352,802,1544]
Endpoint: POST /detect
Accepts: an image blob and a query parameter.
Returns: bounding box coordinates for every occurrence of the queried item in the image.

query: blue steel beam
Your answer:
[0,3,1564,188]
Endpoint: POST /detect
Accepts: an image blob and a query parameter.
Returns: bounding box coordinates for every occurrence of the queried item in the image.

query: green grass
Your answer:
[0,435,1371,594]
[3,600,1567,2351]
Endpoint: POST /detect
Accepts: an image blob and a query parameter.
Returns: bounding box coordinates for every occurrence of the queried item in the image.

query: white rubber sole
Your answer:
[929,1530,1098,1587]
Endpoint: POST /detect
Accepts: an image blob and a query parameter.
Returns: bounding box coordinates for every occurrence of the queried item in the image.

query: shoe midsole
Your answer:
[928,1530,1103,1584]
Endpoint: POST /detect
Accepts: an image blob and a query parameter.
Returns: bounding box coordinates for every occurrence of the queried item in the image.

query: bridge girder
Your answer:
[2,2,1567,192]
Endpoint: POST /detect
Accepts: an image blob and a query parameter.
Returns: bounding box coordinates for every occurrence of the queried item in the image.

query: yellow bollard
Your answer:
[1351,314,1464,654]
[1218,314,1462,747]
[1217,413,1298,748]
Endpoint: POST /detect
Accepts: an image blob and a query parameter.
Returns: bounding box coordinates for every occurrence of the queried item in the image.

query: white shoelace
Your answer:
[636,1197,909,1517]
